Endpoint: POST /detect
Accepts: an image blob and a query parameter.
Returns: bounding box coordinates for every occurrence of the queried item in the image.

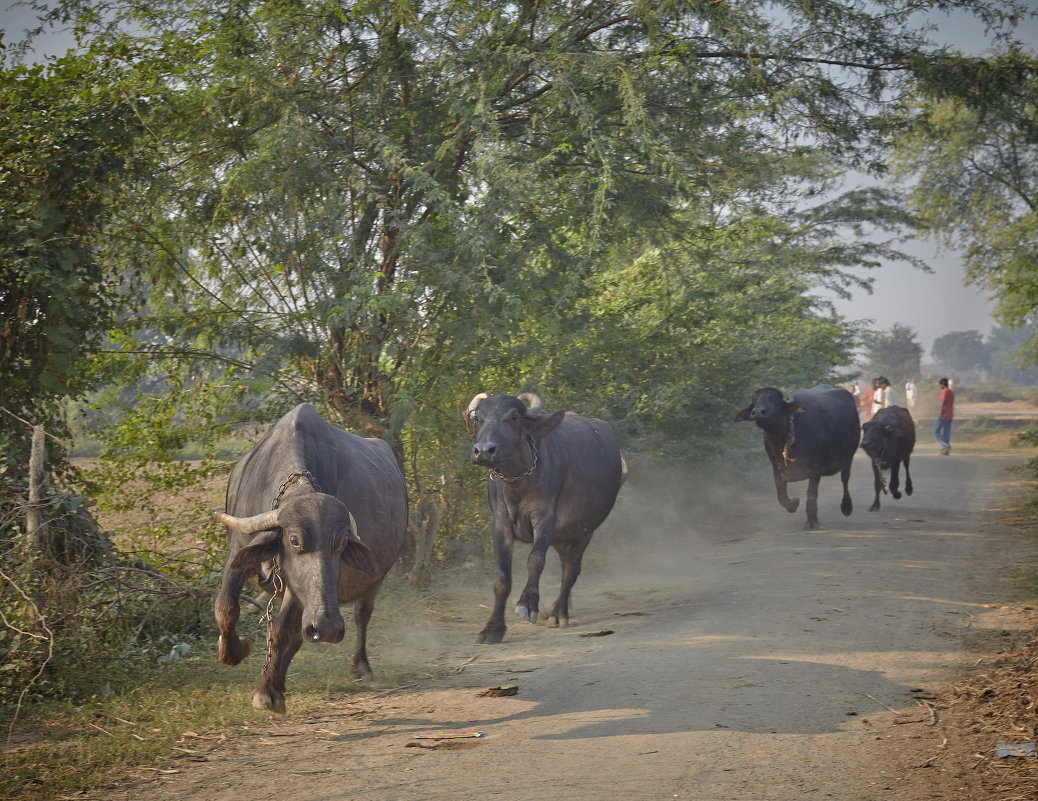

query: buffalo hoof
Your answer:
[218,633,251,666]
[477,625,506,645]
[869,501,880,512]
[515,604,537,624]
[349,660,373,681]
[252,689,286,715]
[785,498,800,513]
[547,615,568,628]
[892,490,902,500]
[841,501,853,517]
[804,520,820,531]
[906,484,913,496]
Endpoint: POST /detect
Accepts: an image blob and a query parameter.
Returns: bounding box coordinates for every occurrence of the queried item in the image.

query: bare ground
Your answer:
[73,422,1038,801]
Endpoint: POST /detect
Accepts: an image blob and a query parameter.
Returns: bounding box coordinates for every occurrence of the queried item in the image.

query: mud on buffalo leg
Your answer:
[549,533,592,628]
[349,583,381,680]
[839,464,853,517]
[478,529,514,644]
[904,456,913,496]
[253,590,304,714]
[804,475,821,529]
[215,564,252,665]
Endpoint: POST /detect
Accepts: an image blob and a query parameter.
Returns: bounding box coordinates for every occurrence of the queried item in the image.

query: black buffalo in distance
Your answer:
[735,385,860,530]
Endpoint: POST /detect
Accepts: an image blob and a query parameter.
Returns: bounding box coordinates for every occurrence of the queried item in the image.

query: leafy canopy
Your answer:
[893,46,1038,363]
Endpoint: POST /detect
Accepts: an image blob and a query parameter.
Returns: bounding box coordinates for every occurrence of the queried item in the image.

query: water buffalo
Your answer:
[213,403,408,713]
[735,385,860,529]
[465,392,626,644]
[860,405,915,512]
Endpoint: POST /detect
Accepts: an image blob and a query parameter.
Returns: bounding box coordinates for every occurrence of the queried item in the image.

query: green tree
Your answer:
[0,52,143,458]
[893,48,1038,363]
[932,329,992,375]
[861,323,924,387]
[47,0,1027,440]
[987,324,1038,384]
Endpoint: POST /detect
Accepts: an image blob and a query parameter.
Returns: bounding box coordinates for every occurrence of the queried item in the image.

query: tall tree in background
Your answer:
[894,47,1038,363]
[987,325,1038,384]
[932,329,991,376]
[862,323,924,385]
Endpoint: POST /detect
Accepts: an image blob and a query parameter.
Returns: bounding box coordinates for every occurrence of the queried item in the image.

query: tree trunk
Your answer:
[23,423,51,679]
[26,424,46,554]
[406,500,444,585]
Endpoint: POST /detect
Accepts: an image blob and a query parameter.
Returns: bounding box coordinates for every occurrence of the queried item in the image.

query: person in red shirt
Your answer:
[935,377,955,455]
[859,378,877,421]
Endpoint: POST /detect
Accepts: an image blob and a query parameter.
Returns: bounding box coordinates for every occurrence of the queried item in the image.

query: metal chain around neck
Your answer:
[489,436,538,483]
[262,471,317,665]
[271,470,320,510]
[261,558,284,670]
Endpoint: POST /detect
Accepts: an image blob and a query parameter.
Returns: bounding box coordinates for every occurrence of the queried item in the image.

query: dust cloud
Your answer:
[585,456,763,593]
[357,454,769,678]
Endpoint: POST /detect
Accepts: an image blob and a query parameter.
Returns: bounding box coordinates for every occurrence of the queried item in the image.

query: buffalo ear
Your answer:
[341,537,380,576]
[230,529,281,570]
[734,405,753,422]
[526,409,565,439]
[787,401,806,414]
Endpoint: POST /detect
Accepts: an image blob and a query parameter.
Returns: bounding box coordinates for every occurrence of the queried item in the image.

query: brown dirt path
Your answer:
[85,435,1038,801]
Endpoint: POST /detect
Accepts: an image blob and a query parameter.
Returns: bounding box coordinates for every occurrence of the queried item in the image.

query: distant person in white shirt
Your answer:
[871,376,895,417]
[904,379,917,410]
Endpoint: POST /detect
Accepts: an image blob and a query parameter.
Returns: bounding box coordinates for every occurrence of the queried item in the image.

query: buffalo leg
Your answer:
[478,530,514,644]
[904,456,913,496]
[890,461,902,500]
[772,467,800,514]
[517,516,559,624]
[869,462,883,512]
[805,474,821,529]
[253,589,303,714]
[516,526,553,624]
[839,464,853,517]
[549,534,592,628]
[215,563,252,665]
[349,584,381,680]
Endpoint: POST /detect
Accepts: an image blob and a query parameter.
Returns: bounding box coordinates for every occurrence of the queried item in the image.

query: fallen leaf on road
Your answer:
[478,685,518,697]
[415,730,485,739]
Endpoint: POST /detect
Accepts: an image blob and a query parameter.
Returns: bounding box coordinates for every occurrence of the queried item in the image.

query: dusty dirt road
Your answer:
[90,435,1037,801]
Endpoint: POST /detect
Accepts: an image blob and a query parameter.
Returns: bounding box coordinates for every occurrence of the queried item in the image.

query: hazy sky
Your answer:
[826,236,998,358]
[3,2,1034,357]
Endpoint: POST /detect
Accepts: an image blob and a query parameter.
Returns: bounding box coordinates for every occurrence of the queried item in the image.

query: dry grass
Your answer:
[885,611,1038,801]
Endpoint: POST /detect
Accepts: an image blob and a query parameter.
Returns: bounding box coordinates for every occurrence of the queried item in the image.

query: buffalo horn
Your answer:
[518,392,543,415]
[347,511,359,539]
[466,392,489,413]
[215,508,281,535]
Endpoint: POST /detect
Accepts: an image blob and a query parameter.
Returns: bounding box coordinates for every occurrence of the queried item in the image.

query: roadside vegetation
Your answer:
[3,1,1038,798]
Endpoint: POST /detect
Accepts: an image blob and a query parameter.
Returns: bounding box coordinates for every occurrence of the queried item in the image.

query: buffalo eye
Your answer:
[510,410,519,422]
[289,534,301,549]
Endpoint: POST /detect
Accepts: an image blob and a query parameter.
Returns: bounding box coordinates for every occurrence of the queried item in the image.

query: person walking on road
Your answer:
[935,377,955,455]
[860,378,877,421]
[905,378,917,411]
[871,376,894,418]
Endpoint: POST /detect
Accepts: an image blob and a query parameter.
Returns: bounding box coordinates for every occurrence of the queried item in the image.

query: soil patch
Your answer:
[877,606,1038,800]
